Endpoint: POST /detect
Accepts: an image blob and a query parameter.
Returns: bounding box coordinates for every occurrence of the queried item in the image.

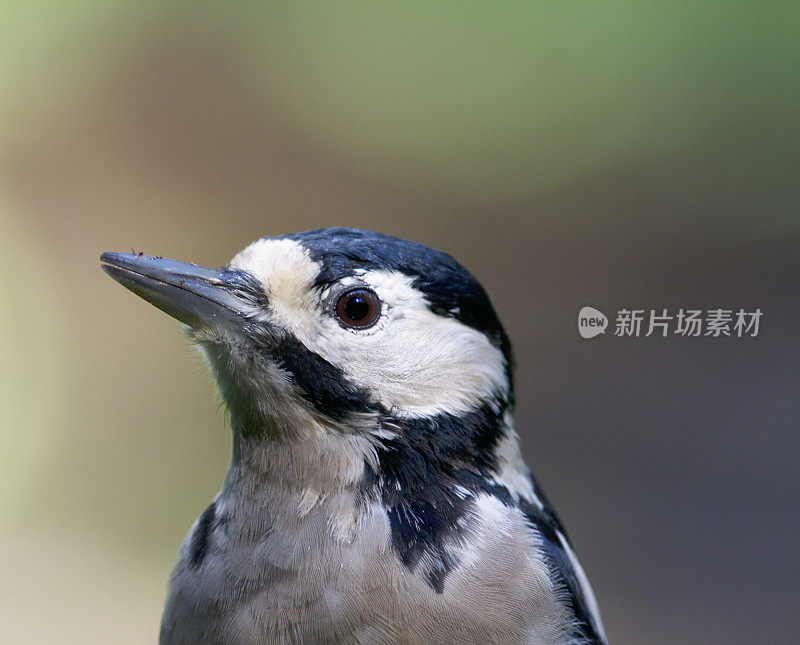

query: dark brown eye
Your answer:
[335,288,381,328]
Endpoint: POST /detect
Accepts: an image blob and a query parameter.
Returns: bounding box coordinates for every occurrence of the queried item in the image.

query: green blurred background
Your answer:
[1,3,798,643]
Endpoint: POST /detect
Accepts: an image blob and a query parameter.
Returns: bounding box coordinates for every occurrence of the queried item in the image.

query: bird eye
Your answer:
[335,288,381,328]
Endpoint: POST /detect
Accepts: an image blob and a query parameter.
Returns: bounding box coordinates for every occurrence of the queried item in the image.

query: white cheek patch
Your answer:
[291,270,509,417]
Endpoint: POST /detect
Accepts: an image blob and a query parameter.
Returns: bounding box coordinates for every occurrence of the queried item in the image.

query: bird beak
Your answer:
[100,252,252,329]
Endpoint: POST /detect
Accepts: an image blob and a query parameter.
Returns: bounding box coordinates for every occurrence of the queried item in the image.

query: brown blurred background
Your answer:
[1,3,798,644]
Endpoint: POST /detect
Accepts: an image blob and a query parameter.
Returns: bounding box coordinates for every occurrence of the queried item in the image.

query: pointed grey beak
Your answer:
[100,252,254,329]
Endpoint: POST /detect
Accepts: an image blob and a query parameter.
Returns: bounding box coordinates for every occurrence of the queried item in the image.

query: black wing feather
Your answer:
[519,478,606,645]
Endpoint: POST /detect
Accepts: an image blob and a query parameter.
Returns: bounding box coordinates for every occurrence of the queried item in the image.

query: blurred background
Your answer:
[1,3,798,643]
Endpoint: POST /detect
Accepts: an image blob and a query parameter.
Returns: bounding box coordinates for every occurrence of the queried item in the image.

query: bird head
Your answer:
[102,227,513,436]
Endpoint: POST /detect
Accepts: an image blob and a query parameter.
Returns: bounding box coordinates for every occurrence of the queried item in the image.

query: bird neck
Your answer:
[211,418,380,550]
[223,396,514,494]
[214,404,529,566]
[225,417,379,496]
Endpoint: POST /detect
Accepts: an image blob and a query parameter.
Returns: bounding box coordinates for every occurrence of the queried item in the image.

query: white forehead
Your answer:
[229,238,320,298]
